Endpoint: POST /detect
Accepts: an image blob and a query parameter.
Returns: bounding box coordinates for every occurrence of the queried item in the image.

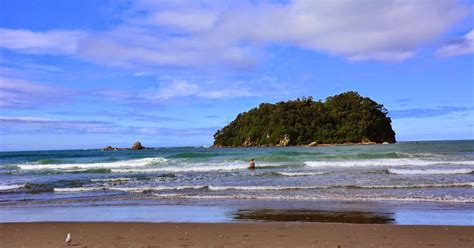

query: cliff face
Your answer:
[213,91,396,147]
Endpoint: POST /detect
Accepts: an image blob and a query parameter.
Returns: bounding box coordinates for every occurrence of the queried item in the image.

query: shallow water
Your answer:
[0,141,473,224]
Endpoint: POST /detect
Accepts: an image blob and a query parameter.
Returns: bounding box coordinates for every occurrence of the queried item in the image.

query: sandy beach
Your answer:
[1,222,473,248]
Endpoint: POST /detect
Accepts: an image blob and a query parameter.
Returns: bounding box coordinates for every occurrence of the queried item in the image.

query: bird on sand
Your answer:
[65,233,72,245]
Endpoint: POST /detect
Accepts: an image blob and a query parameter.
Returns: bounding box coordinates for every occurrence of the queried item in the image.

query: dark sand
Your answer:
[1,222,472,248]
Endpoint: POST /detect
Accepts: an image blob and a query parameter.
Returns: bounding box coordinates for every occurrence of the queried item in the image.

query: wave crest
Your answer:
[17,157,168,170]
[277,172,328,177]
[388,168,473,175]
[305,159,474,167]
[111,162,290,173]
[53,182,473,194]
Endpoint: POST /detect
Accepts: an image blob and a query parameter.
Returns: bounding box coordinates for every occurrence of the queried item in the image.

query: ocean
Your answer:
[1,140,473,224]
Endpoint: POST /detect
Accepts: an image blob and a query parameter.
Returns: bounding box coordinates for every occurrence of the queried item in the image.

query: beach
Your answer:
[1,222,473,248]
[2,0,473,246]
[1,141,473,246]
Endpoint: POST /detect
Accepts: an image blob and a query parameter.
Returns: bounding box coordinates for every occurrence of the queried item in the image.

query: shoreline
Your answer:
[2,200,473,226]
[211,141,392,148]
[1,222,472,247]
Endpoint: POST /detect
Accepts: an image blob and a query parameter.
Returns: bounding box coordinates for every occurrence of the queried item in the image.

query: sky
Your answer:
[0,0,473,151]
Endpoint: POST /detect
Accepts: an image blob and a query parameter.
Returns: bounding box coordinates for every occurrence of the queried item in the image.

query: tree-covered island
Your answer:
[213,91,396,147]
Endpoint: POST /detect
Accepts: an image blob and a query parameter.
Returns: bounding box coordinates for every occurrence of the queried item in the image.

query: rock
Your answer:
[102,146,116,151]
[131,141,144,150]
[361,137,376,145]
[277,134,290,146]
[242,137,254,147]
[308,141,318,146]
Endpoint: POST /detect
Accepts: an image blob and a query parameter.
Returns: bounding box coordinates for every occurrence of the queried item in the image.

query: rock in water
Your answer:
[102,146,115,151]
[131,141,144,150]
[308,141,318,146]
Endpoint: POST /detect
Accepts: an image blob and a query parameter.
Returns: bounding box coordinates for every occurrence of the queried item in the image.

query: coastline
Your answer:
[211,141,389,148]
[1,141,472,247]
[1,222,472,248]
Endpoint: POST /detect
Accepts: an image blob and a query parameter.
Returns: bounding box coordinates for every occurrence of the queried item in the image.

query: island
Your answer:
[213,91,396,147]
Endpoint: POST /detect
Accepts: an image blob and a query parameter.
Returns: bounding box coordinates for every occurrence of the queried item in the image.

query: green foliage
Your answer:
[213,92,396,146]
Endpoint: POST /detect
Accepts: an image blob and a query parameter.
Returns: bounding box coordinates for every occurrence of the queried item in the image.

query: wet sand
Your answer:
[1,222,472,248]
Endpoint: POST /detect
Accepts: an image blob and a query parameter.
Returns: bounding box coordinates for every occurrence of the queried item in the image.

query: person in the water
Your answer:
[249,159,256,169]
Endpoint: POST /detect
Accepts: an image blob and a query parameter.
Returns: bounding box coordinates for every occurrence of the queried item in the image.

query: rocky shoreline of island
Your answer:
[211,140,391,148]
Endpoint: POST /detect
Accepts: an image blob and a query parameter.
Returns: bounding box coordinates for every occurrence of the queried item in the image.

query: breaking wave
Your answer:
[388,168,474,175]
[111,162,290,173]
[17,157,168,170]
[0,184,24,191]
[277,172,328,177]
[150,193,474,203]
[53,182,473,194]
[54,185,206,193]
[90,177,134,182]
[304,159,474,167]
[168,152,221,158]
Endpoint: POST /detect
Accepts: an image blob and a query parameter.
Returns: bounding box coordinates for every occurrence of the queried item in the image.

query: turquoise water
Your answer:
[0,141,473,224]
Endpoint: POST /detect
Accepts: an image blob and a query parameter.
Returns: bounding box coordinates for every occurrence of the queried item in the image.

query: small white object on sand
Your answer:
[66,233,72,245]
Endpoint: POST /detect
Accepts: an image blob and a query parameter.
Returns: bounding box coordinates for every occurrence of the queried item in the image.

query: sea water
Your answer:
[0,141,473,224]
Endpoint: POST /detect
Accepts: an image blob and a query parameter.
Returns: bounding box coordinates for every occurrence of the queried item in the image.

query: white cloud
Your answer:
[0,29,87,54]
[92,75,289,104]
[141,79,258,101]
[436,29,474,57]
[139,9,218,32]
[0,115,217,136]
[0,77,75,108]
[0,116,120,134]
[143,80,199,100]
[0,0,468,67]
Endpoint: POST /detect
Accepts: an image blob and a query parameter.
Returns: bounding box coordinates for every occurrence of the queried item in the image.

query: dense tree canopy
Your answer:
[213,91,396,147]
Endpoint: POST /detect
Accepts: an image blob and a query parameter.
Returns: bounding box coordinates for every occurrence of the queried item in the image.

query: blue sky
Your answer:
[0,0,473,151]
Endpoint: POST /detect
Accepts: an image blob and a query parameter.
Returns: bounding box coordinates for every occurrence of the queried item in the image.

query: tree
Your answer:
[213,91,396,147]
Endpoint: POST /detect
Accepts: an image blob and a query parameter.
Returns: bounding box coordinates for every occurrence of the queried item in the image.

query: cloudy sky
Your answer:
[0,0,473,151]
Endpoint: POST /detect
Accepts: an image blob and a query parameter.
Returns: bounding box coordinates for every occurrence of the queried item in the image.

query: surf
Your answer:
[388,168,473,175]
[304,159,474,167]
[16,157,168,170]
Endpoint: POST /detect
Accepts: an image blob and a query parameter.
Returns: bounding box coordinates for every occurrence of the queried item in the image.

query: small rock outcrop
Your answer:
[276,134,290,147]
[361,138,376,145]
[131,141,144,150]
[308,141,318,146]
[242,137,255,147]
[102,146,124,151]
[102,146,115,151]
[102,141,147,151]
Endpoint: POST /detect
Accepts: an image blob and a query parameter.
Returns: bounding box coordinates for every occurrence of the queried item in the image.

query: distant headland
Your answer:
[213,91,396,147]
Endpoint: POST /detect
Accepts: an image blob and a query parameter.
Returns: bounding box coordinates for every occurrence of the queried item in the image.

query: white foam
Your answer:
[305,159,474,168]
[111,162,279,173]
[18,157,167,170]
[90,177,133,182]
[278,172,327,177]
[388,168,473,175]
[208,183,473,190]
[150,193,474,203]
[0,184,24,191]
[54,185,207,193]
[53,182,473,193]
[350,182,473,189]
[54,187,106,192]
[208,185,329,190]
